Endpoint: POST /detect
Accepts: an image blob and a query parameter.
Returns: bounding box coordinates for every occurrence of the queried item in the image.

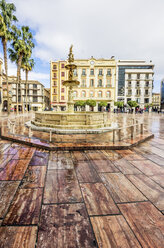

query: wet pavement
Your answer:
[0,113,164,247]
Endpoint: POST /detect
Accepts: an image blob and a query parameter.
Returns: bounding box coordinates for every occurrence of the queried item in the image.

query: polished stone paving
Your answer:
[0,113,164,247]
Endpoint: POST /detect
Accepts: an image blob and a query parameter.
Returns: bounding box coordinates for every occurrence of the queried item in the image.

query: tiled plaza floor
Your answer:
[0,113,164,247]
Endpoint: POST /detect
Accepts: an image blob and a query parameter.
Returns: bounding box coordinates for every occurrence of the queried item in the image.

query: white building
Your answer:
[116,60,154,109]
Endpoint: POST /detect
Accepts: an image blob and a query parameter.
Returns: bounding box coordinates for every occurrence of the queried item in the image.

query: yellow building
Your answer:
[152,93,160,110]
[50,57,116,111]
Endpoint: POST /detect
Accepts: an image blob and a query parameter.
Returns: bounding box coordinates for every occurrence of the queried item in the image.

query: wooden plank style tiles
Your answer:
[2,144,20,155]
[0,143,11,153]
[116,149,145,160]
[44,169,82,204]
[0,181,19,218]
[143,154,164,166]
[29,150,49,166]
[0,159,30,180]
[100,173,146,203]
[113,158,142,174]
[129,159,164,176]
[91,215,141,248]
[3,188,43,225]
[12,147,36,160]
[0,226,37,248]
[80,183,119,215]
[119,202,164,248]
[127,174,164,210]
[0,154,13,170]
[102,150,122,161]
[71,151,87,162]
[48,151,73,169]
[150,174,164,187]
[21,166,46,188]
[75,161,101,183]
[37,204,96,248]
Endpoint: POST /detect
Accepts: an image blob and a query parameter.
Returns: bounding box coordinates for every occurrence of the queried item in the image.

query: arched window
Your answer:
[98,79,102,87]
[82,91,86,97]
[73,91,78,98]
[98,91,102,98]
[106,91,111,98]
[90,91,94,97]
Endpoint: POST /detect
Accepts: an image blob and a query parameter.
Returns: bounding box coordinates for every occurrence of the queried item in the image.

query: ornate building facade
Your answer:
[50,57,116,111]
[0,58,3,112]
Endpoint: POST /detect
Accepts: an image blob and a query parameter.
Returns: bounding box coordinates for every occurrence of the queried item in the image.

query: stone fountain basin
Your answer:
[32,111,111,130]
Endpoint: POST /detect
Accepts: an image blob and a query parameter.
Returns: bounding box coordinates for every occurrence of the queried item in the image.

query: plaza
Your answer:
[0,112,164,247]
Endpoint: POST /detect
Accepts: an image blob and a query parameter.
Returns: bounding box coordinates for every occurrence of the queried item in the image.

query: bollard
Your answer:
[29,126,32,138]
[141,123,144,134]
[49,129,52,142]
[118,129,121,141]
[131,125,134,138]
[113,129,115,143]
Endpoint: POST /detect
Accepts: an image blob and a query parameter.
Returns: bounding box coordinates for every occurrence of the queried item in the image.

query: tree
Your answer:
[114,101,124,109]
[86,99,96,111]
[99,101,107,111]
[0,0,17,114]
[21,57,34,112]
[74,100,86,111]
[127,100,138,108]
[8,25,34,113]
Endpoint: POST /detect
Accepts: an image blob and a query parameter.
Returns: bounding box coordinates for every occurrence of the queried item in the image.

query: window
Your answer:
[61,63,65,68]
[82,80,86,87]
[82,69,86,76]
[146,74,149,79]
[90,91,94,97]
[33,84,37,88]
[53,73,57,78]
[54,89,56,94]
[144,98,149,103]
[145,89,149,95]
[90,69,94,75]
[90,79,94,87]
[99,69,103,76]
[73,91,77,97]
[106,91,111,98]
[136,81,140,87]
[53,65,56,70]
[33,96,38,102]
[136,89,140,95]
[128,74,131,79]
[98,79,102,87]
[61,88,64,93]
[98,91,102,97]
[82,91,86,97]
[107,79,111,87]
[128,90,132,95]
[54,81,57,86]
[61,96,65,100]
[128,82,131,87]
[53,96,56,101]
[137,74,140,79]
[146,81,149,87]
[33,90,37,95]
[107,69,111,76]
[61,72,65,77]
[136,98,140,103]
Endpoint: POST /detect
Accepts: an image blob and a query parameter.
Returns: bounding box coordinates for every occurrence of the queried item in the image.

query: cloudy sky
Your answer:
[1,0,164,92]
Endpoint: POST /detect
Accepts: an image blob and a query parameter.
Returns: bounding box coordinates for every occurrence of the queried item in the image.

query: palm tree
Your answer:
[21,57,34,112]
[0,0,17,114]
[8,25,34,114]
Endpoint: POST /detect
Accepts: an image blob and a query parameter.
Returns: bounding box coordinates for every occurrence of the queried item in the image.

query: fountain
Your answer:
[32,46,111,133]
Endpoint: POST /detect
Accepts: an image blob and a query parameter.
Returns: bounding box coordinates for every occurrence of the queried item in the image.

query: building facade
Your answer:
[152,93,160,111]
[0,58,3,112]
[2,76,47,112]
[44,88,50,110]
[50,57,116,111]
[161,79,164,110]
[116,60,154,109]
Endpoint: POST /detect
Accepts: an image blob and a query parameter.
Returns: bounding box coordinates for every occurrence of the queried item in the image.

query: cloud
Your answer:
[6,0,164,92]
